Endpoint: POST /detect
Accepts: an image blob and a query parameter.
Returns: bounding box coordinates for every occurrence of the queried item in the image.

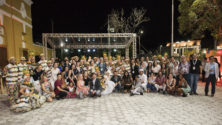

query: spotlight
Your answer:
[78,38,81,42]
[113,49,117,52]
[93,49,96,52]
[93,38,95,42]
[64,49,68,53]
[87,49,91,52]
[88,38,90,42]
[60,42,64,47]
[78,49,81,52]
[65,38,68,42]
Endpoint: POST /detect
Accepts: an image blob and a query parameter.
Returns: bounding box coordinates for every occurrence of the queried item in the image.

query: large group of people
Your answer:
[3,53,220,112]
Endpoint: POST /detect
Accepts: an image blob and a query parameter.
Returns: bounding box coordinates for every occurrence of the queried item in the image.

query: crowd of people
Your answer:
[4,53,220,112]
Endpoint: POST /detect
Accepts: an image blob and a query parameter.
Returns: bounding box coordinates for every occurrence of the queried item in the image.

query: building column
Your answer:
[132,36,137,59]
[125,47,129,59]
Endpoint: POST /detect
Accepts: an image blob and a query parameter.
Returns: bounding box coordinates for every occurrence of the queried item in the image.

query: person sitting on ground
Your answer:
[130,75,144,96]
[175,74,191,97]
[147,72,156,92]
[11,74,45,112]
[76,74,89,99]
[111,71,122,92]
[89,73,102,97]
[67,81,76,98]
[41,75,55,102]
[101,72,116,95]
[138,69,148,92]
[166,73,176,95]
[155,71,166,94]
[121,71,133,93]
[54,74,69,100]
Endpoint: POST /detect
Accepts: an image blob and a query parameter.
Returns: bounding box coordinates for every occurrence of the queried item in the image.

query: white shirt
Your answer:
[152,65,161,73]
[138,74,147,84]
[51,68,60,82]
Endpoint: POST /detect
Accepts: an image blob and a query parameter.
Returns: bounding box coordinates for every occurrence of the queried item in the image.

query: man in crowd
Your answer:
[89,73,102,97]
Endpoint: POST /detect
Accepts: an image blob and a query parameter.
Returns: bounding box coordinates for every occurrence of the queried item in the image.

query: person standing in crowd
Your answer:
[38,54,48,71]
[147,62,153,78]
[204,56,219,97]
[89,73,102,97]
[17,57,28,83]
[111,71,122,92]
[131,59,139,80]
[189,53,202,95]
[178,55,190,86]
[5,57,19,106]
[175,74,191,97]
[121,71,133,93]
[201,57,208,82]
[152,61,161,75]
[98,58,106,75]
[83,71,91,87]
[33,65,44,95]
[45,60,52,82]
[155,71,166,94]
[138,69,148,92]
[54,74,69,100]
[50,63,60,90]
[214,58,221,82]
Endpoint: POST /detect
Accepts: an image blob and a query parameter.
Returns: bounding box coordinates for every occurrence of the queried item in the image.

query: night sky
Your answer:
[31,0,185,50]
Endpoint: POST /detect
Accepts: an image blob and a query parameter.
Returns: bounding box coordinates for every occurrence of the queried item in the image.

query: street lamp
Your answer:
[138,30,144,54]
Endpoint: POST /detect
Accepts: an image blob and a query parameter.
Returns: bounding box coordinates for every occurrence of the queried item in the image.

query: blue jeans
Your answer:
[147,83,156,91]
[190,73,199,93]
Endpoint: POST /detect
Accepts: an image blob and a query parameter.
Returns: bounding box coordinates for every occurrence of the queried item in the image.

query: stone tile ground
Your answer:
[0,85,222,125]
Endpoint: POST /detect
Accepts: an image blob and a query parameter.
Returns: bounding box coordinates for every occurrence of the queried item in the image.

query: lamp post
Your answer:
[138,30,144,55]
[171,0,174,56]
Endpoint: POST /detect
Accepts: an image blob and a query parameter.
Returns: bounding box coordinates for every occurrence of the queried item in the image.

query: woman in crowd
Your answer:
[161,63,168,77]
[152,61,161,75]
[101,72,116,95]
[63,66,70,85]
[11,74,45,112]
[83,71,91,87]
[76,74,89,98]
[121,71,133,93]
[33,65,44,95]
[155,71,166,94]
[147,62,153,78]
[175,74,191,97]
[41,75,55,102]
[166,73,176,95]
[147,72,156,92]
[51,63,60,90]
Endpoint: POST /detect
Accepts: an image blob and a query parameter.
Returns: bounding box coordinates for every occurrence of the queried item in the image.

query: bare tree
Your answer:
[108,8,150,33]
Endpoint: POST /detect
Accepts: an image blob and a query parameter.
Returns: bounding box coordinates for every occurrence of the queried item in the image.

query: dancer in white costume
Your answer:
[101,73,115,95]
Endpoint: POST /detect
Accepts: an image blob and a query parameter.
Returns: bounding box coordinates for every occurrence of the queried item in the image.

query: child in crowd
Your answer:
[67,81,76,98]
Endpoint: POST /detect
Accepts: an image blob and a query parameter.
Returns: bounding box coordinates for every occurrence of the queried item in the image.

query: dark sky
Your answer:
[31,0,185,50]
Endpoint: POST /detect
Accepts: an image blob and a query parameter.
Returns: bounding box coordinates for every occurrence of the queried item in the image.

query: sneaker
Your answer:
[182,94,187,97]
[194,93,198,95]
[130,92,134,96]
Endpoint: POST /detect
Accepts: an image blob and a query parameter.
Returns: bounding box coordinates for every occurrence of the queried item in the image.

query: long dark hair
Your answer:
[122,71,130,79]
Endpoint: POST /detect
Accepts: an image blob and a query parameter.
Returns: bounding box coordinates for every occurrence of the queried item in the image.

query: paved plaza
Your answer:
[0,85,222,125]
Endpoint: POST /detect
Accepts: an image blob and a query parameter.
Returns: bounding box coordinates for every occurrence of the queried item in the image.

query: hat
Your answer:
[20,57,26,61]
[8,57,15,62]
[139,69,144,72]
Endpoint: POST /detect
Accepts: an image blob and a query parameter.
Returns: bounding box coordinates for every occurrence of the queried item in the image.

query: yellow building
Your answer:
[0,0,52,67]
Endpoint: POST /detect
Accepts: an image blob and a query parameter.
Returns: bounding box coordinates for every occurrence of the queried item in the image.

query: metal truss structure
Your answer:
[42,33,137,59]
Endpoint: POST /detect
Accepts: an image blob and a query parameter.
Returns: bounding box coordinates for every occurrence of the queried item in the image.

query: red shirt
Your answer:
[54,80,62,95]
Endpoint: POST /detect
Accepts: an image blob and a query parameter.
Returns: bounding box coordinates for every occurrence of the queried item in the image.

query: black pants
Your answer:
[124,85,132,91]
[205,74,216,95]
[202,70,206,82]
[56,88,68,99]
